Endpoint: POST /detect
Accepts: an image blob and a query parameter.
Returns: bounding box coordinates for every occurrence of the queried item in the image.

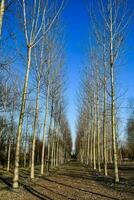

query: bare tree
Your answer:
[13,0,65,188]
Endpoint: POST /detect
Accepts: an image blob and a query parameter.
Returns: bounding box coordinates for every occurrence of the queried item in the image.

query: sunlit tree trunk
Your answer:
[84,131,87,164]
[47,98,53,170]
[110,1,119,182]
[90,115,93,167]
[93,100,96,170]
[54,137,56,167]
[103,62,107,176]
[47,136,51,171]
[28,132,31,168]
[97,97,101,172]
[51,135,55,168]
[0,0,5,38]
[7,113,13,171]
[96,68,101,172]
[31,68,41,179]
[110,60,119,182]
[13,46,32,188]
[86,127,90,165]
[110,63,119,182]
[51,120,56,169]
[7,138,11,170]
[41,82,50,175]
[24,114,28,168]
[109,142,112,164]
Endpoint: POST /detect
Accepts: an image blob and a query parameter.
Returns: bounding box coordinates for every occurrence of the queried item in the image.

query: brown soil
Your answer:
[0,161,134,200]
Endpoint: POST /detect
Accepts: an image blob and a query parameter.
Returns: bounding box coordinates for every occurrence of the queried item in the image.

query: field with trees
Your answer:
[0,0,134,200]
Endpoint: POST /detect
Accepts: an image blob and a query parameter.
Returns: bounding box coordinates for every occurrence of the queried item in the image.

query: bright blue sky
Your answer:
[62,0,89,148]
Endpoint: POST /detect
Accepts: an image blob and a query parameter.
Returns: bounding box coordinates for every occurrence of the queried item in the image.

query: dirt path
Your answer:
[0,161,134,200]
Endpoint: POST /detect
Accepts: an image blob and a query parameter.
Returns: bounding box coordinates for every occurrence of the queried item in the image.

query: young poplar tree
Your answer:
[88,0,133,182]
[13,0,65,188]
[98,0,132,182]
[30,27,46,179]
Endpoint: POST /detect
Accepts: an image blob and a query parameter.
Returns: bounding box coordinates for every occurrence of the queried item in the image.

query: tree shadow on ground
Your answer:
[41,176,120,200]
[0,174,12,188]
[56,163,134,196]
[0,173,54,200]
[22,183,53,200]
[0,162,134,200]
[85,165,134,195]
[45,161,134,197]
[34,182,76,200]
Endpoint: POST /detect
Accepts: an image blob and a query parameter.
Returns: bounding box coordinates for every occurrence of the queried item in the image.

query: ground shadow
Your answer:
[41,176,120,200]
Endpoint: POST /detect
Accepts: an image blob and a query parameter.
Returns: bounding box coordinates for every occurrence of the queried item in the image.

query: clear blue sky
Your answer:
[62,0,89,148]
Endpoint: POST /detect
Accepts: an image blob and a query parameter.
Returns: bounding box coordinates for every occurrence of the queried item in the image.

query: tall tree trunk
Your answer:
[41,83,50,175]
[103,71,107,176]
[110,64,119,182]
[56,136,59,167]
[51,121,55,169]
[47,137,51,171]
[0,0,5,38]
[24,114,28,168]
[110,2,119,182]
[7,139,11,171]
[31,75,41,179]
[109,141,113,163]
[13,46,32,189]
[47,98,53,170]
[90,117,93,167]
[96,70,101,172]
[86,127,90,165]
[7,113,13,171]
[29,132,31,168]
[51,135,55,168]
[97,100,101,172]
[93,104,96,170]
[54,136,56,167]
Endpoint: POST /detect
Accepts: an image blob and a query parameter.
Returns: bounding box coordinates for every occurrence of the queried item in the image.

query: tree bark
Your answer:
[90,115,93,167]
[0,0,5,38]
[47,98,53,170]
[110,2,119,182]
[103,72,107,176]
[97,99,101,172]
[86,127,90,165]
[7,113,13,172]
[31,74,41,179]
[41,83,50,175]
[93,103,96,170]
[13,46,32,188]
[24,114,28,168]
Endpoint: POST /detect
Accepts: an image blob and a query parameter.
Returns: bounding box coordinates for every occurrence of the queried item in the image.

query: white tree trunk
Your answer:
[13,46,32,188]
[41,83,50,175]
[0,0,5,38]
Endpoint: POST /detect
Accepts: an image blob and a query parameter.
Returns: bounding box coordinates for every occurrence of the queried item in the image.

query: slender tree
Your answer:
[13,0,65,188]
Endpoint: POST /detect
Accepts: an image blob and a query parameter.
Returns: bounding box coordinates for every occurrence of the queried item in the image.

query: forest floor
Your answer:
[0,160,134,200]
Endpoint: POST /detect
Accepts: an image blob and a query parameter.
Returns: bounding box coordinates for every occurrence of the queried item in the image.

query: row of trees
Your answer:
[75,0,133,183]
[0,0,72,189]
